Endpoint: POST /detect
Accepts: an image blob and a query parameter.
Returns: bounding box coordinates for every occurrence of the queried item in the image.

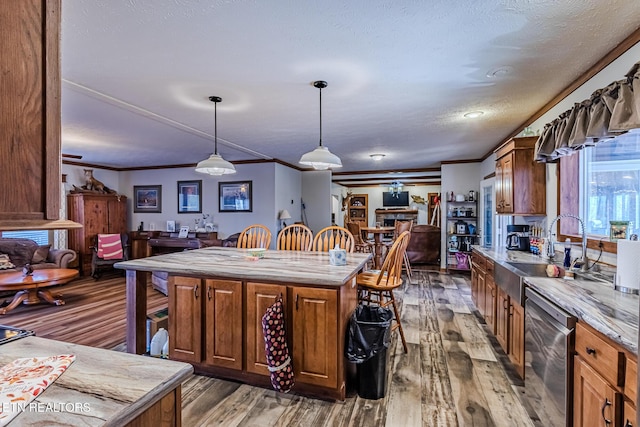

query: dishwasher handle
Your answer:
[525,287,576,329]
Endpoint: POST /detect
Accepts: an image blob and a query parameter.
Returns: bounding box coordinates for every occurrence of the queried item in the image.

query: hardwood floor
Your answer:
[0,268,538,426]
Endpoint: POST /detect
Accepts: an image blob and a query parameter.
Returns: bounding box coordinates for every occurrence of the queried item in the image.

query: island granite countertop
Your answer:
[472,245,638,355]
[0,336,193,426]
[115,246,372,287]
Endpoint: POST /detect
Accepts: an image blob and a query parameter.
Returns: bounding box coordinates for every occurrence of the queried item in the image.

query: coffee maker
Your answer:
[506,224,530,251]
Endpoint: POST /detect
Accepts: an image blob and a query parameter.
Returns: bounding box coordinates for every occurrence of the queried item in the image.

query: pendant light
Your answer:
[195,96,236,175]
[299,81,342,170]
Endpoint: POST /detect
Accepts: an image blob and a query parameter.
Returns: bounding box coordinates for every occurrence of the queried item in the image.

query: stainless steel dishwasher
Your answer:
[525,287,576,427]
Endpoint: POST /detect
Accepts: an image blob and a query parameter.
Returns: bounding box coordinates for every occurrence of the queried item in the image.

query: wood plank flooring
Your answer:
[0,268,538,426]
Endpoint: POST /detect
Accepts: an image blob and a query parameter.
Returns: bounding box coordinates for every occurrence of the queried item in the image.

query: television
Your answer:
[382,191,409,207]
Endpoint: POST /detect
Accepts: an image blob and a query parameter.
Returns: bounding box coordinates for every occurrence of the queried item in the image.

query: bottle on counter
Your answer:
[563,238,572,268]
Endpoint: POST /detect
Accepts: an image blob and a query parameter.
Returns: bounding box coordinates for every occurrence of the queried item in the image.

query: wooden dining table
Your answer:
[361,226,395,269]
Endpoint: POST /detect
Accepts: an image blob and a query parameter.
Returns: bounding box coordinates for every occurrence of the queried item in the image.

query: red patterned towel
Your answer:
[0,354,76,426]
[97,234,123,259]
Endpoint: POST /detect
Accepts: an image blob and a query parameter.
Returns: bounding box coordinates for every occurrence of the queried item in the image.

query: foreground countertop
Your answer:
[115,246,371,286]
[0,336,193,426]
[473,246,638,355]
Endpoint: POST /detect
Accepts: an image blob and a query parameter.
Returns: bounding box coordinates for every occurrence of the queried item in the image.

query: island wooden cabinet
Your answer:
[471,252,496,334]
[204,279,243,370]
[169,276,202,363]
[484,264,497,334]
[292,286,339,389]
[494,136,546,215]
[168,274,357,400]
[169,277,243,368]
[245,282,287,375]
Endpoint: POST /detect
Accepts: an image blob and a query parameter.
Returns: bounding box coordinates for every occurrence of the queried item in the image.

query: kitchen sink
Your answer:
[505,262,550,277]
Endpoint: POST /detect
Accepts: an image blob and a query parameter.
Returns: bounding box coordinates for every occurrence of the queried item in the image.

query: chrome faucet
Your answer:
[547,214,589,272]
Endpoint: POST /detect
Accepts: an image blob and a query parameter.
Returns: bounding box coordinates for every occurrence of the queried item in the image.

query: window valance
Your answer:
[534,60,640,162]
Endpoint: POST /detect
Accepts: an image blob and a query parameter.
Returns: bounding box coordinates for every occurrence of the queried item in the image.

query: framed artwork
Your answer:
[219,181,252,212]
[177,180,202,213]
[134,185,162,213]
[166,220,176,232]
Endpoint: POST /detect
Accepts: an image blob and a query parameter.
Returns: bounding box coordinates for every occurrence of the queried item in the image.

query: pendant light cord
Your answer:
[318,85,323,147]
[214,100,218,155]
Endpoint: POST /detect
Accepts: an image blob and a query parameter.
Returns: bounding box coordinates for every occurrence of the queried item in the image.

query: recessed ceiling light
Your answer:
[464,111,484,119]
[370,153,385,161]
[486,66,513,78]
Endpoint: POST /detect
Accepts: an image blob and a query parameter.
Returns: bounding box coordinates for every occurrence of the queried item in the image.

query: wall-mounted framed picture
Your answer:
[219,181,252,212]
[133,185,162,213]
[177,180,202,213]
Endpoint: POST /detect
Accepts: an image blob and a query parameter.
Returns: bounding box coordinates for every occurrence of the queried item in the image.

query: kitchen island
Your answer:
[0,336,193,426]
[115,247,371,400]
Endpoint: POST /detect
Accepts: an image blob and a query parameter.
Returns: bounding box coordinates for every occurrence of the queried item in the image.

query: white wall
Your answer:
[301,171,332,234]
[62,164,120,193]
[275,164,302,230]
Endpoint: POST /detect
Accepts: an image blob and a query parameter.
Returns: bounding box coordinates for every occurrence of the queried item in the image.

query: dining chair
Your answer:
[237,224,272,249]
[345,221,374,254]
[356,230,411,353]
[276,224,313,251]
[384,220,413,281]
[311,226,355,253]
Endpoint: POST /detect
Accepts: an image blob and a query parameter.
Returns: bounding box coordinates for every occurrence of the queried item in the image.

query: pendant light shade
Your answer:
[196,96,236,175]
[299,81,342,170]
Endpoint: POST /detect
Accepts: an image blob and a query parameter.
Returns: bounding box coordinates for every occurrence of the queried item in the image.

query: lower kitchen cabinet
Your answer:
[508,299,525,379]
[204,279,243,370]
[623,400,636,427]
[169,276,202,363]
[292,286,339,389]
[484,273,497,335]
[245,282,287,375]
[495,286,509,352]
[573,355,620,427]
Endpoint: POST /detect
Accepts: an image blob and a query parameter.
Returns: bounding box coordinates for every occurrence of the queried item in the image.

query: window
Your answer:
[580,131,640,238]
[1,230,50,245]
[559,130,640,253]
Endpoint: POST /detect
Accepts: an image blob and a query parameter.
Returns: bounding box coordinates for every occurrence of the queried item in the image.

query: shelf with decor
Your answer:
[445,200,478,273]
[348,194,368,227]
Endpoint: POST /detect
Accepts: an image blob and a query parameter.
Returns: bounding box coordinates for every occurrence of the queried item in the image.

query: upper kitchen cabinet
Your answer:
[494,136,546,216]
[0,0,63,229]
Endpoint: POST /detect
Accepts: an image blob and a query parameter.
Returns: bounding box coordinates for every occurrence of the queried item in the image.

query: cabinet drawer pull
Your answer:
[194,284,199,299]
[625,419,633,427]
[207,285,212,300]
[295,294,299,311]
[586,347,596,356]
[601,398,611,425]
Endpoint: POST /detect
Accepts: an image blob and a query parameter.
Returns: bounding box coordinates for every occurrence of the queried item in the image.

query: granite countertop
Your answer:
[0,336,193,426]
[115,246,372,287]
[473,245,638,355]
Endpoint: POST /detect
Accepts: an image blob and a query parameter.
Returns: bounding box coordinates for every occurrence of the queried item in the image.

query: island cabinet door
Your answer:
[245,282,287,375]
[204,279,243,370]
[169,276,203,363]
[484,275,497,335]
[508,299,525,379]
[291,286,338,389]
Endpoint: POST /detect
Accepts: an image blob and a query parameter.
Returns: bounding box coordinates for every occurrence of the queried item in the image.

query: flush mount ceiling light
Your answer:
[486,66,513,78]
[195,96,236,176]
[299,81,342,170]
[464,111,484,119]
[370,153,385,161]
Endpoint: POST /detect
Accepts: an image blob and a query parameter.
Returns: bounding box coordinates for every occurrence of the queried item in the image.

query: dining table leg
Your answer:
[372,233,384,269]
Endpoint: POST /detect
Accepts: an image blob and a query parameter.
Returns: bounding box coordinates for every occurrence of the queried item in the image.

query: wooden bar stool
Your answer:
[237,224,272,249]
[356,230,411,353]
[276,224,313,251]
[311,226,355,252]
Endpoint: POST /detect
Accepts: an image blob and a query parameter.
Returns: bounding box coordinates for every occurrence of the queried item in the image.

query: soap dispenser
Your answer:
[563,238,571,268]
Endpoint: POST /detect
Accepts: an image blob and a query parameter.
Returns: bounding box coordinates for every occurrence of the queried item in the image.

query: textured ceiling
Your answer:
[61,0,640,174]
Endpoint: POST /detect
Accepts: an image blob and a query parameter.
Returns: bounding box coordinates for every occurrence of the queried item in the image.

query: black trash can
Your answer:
[345,304,393,399]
